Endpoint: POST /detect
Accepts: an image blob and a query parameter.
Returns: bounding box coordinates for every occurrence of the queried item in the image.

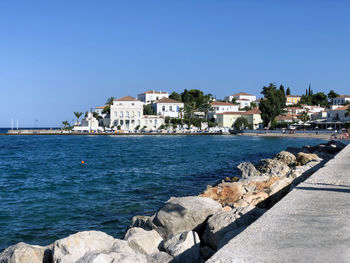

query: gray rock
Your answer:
[147,251,173,263]
[129,215,155,231]
[202,209,239,250]
[76,239,147,263]
[234,206,266,228]
[124,227,163,255]
[273,151,296,165]
[53,231,116,263]
[256,159,291,177]
[163,231,200,263]
[0,242,52,263]
[152,196,222,238]
[269,177,292,196]
[237,162,261,179]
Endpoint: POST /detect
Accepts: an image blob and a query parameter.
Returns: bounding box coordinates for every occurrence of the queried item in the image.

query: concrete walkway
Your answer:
[208,144,350,263]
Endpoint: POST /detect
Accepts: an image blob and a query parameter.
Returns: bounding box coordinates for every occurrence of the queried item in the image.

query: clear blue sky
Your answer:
[0,0,349,127]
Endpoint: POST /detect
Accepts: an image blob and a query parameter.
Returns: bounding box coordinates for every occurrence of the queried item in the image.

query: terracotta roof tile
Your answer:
[155,98,183,104]
[230,92,254,96]
[210,101,238,106]
[115,96,139,101]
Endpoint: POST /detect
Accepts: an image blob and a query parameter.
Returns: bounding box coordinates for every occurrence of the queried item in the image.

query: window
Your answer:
[177,106,180,112]
[138,111,141,117]
[162,106,165,111]
[169,106,173,111]
[145,120,148,124]
[150,120,152,123]
[126,111,129,117]
[115,111,118,117]
[132,103,135,106]
[155,120,157,125]
[120,111,124,117]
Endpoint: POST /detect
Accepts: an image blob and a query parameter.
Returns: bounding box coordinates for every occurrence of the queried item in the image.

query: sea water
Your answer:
[0,135,325,250]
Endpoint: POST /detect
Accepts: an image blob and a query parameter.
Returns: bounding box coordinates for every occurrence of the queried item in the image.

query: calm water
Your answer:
[0,135,325,250]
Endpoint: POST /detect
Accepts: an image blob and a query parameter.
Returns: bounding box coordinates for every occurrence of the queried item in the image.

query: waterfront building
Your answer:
[73,112,104,133]
[110,96,164,131]
[94,105,107,117]
[327,106,350,123]
[224,92,256,103]
[209,101,240,120]
[137,90,169,104]
[332,95,350,106]
[286,95,301,105]
[216,108,262,130]
[286,106,304,115]
[152,98,184,118]
[110,96,144,131]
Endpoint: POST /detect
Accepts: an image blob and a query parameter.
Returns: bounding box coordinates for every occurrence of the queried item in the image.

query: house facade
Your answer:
[332,95,350,106]
[110,96,164,131]
[286,95,301,105]
[224,92,256,103]
[152,98,184,118]
[327,106,350,123]
[216,108,262,130]
[209,101,240,120]
[137,90,169,104]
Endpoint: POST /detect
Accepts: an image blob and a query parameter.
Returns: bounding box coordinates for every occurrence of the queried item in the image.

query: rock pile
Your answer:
[0,140,345,263]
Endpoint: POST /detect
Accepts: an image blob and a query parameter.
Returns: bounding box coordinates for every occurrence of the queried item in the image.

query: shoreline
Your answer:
[239,132,332,140]
[0,140,346,262]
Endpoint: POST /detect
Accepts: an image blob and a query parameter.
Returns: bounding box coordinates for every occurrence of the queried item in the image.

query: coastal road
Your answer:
[208,143,350,263]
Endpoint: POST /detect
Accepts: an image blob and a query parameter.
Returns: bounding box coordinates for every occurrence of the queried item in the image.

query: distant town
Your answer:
[58,84,350,134]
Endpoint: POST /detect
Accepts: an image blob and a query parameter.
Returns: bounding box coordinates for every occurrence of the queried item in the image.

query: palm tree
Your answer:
[199,103,213,122]
[299,111,309,123]
[106,97,115,106]
[73,112,83,126]
[62,121,70,129]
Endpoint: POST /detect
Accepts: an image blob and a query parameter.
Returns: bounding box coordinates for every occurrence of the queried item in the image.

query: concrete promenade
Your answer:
[208,143,350,263]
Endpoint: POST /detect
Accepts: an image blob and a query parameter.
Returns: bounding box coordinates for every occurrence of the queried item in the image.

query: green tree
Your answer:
[62,121,70,129]
[73,112,83,126]
[311,92,328,106]
[286,87,291,96]
[299,111,309,123]
[106,97,115,106]
[259,83,286,128]
[328,90,339,104]
[169,92,182,102]
[233,117,250,130]
[231,97,237,104]
[143,104,156,115]
[345,106,350,117]
[279,85,285,96]
[250,102,257,108]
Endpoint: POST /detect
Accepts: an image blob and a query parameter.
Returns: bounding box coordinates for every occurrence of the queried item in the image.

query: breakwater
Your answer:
[0,138,345,262]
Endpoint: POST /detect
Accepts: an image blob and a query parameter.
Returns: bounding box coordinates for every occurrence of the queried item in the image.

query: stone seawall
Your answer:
[208,142,350,262]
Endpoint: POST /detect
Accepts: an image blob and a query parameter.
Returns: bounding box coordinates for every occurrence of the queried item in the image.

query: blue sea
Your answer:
[0,135,325,250]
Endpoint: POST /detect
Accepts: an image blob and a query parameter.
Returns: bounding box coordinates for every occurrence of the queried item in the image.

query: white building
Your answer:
[95,105,107,118]
[236,99,251,109]
[224,92,256,103]
[73,112,104,133]
[110,96,164,131]
[332,95,350,106]
[137,90,169,104]
[209,101,240,119]
[327,105,350,123]
[152,98,184,118]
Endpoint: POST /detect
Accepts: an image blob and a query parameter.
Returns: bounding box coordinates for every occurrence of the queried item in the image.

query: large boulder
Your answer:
[124,227,162,255]
[202,206,265,250]
[200,182,246,207]
[0,242,52,263]
[162,231,200,263]
[202,209,239,250]
[236,162,261,179]
[273,151,296,165]
[52,231,116,263]
[76,239,147,263]
[241,191,269,206]
[256,159,291,177]
[296,152,320,165]
[152,196,222,238]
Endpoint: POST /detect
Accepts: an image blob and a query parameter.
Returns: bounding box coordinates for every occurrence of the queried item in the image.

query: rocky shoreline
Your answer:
[0,140,346,263]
